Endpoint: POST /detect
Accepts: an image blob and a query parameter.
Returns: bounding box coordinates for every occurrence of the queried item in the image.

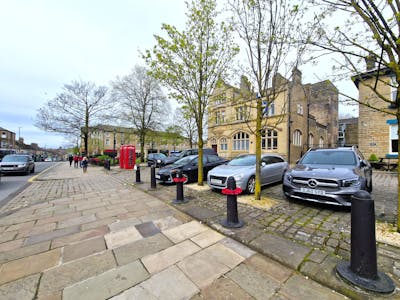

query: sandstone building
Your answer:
[207,68,338,164]
[354,66,398,160]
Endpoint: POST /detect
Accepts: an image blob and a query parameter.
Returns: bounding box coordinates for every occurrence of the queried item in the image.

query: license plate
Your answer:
[300,188,325,196]
[2,167,13,170]
[210,178,222,184]
[155,175,161,179]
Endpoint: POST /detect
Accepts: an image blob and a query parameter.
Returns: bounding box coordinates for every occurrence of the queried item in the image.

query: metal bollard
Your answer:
[135,165,143,184]
[172,170,188,204]
[150,165,156,189]
[336,190,395,293]
[220,176,244,228]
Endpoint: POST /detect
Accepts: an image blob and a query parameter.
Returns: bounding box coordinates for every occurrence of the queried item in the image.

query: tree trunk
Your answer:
[255,97,262,200]
[397,114,400,232]
[197,116,204,186]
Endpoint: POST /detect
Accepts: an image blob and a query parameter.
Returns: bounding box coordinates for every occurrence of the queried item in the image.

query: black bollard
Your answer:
[135,165,143,184]
[150,165,156,189]
[172,170,189,204]
[336,190,395,293]
[220,176,244,228]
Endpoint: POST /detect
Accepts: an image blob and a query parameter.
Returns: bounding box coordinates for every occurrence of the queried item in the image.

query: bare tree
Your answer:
[309,0,400,231]
[228,0,312,200]
[111,65,170,160]
[35,80,109,155]
[174,106,197,148]
[144,0,238,185]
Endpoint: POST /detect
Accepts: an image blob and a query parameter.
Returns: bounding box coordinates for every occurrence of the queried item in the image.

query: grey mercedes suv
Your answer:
[282,147,372,207]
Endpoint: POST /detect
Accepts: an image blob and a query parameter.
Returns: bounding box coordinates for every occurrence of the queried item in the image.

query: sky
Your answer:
[0,1,358,149]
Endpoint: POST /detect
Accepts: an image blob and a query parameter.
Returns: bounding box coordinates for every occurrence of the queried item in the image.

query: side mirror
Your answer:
[360,160,368,168]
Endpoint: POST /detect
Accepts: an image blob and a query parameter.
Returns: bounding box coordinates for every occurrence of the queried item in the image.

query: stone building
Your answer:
[83,125,190,158]
[0,127,16,149]
[207,68,338,164]
[338,117,358,147]
[353,66,398,159]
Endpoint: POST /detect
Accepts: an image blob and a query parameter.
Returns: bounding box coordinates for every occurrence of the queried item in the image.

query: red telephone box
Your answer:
[121,145,135,169]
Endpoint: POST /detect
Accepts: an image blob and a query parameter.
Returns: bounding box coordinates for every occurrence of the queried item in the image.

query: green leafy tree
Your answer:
[228,0,312,200]
[310,0,400,231]
[174,106,197,148]
[144,0,239,185]
[35,80,109,155]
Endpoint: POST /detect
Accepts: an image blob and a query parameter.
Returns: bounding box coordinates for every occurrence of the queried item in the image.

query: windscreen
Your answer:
[2,155,28,162]
[300,151,356,165]
[228,155,256,166]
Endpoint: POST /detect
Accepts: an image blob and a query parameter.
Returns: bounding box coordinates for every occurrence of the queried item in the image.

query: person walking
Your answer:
[73,154,79,168]
[81,157,88,173]
[68,154,73,167]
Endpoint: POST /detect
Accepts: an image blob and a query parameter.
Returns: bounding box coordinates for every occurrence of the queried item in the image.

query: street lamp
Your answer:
[113,128,116,165]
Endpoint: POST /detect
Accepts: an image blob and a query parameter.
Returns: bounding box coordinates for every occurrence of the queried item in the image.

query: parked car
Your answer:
[156,154,228,184]
[147,153,167,167]
[163,148,218,165]
[282,146,372,207]
[207,154,288,194]
[0,154,35,175]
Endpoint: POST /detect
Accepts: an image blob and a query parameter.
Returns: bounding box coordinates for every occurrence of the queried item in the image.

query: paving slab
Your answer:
[0,240,50,264]
[104,226,143,249]
[219,237,256,259]
[250,233,312,270]
[244,254,293,284]
[38,251,116,297]
[62,236,106,263]
[63,260,149,300]
[190,229,224,248]
[135,221,161,238]
[153,215,183,231]
[23,225,81,246]
[197,276,254,300]
[51,226,109,248]
[0,273,41,300]
[227,263,280,299]
[113,233,173,266]
[108,218,141,232]
[162,220,208,244]
[0,248,60,285]
[278,274,347,300]
[137,265,199,300]
[141,240,201,274]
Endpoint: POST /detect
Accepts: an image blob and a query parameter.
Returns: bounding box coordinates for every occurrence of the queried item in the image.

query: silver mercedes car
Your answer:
[207,154,288,194]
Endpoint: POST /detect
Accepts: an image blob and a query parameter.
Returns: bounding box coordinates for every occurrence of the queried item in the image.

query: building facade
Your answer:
[0,127,16,149]
[354,67,398,159]
[338,118,358,147]
[83,125,191,157]
[207,68,338,164]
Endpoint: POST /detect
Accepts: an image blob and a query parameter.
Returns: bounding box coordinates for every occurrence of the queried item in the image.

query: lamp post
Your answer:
[113,128,116,165]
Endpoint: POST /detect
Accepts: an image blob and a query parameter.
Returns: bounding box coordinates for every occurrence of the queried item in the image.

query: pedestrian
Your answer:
[73,154,79,168]
[68,154,73,167]
[81,156,88,173]
[78,155,83,168]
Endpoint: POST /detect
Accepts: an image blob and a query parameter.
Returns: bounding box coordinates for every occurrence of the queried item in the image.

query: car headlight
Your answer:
[233,173,244,181]
[342,178,361,187]
[285,173,293,182]
[18,164,27,168]
[157,159,161,163]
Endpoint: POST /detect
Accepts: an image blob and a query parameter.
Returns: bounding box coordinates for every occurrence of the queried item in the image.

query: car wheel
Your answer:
[245,176,255,194]
[31,167,35,174]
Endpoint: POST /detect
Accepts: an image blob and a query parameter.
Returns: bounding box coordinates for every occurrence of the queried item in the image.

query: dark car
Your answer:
[163,148,218,165]
[156,154,228,184]
[282,146,372,207]
[0,154,35,175]
[147,153,167,167]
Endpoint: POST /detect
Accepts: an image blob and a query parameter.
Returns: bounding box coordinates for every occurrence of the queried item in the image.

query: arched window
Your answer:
[262,129,278,150]
[210,138,217,145]
[233,132,249,150]
[293,130,302,146]
[308,133,314,148]
[220,138,228,151]
[319,137,324,148]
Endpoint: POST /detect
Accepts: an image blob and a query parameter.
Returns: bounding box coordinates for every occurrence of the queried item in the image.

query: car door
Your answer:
[261,156,281,184]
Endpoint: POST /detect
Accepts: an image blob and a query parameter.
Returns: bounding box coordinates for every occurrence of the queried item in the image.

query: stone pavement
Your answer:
[0,163,397,299]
